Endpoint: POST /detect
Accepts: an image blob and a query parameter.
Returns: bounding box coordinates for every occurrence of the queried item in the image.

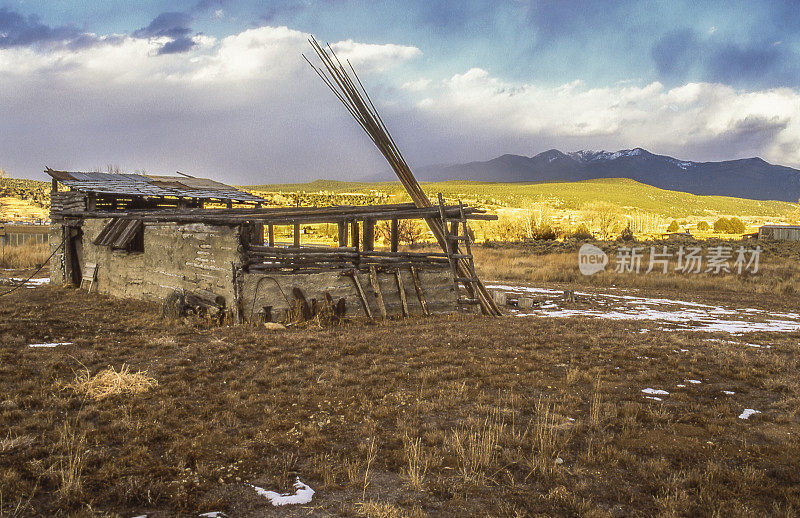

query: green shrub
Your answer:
[667,220,680,232]
[568,224,594,240]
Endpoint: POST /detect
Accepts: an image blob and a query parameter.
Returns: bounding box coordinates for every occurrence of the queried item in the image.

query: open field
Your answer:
[469,238,800,298]
[1,278,799,516]
[245,178,798,219]
[0,243,50,270]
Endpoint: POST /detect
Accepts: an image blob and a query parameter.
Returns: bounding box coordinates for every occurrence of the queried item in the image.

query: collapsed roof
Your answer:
[45,168,265,204]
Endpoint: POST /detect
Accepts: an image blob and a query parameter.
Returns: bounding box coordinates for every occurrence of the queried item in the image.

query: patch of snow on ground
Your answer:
[642,388,669,395]
[488,283,800,334]
[686,379,702,384]
[8,277,50,288]
[645,396,662,401]
[29,342,72,348]
[723,391,735,395]
[199,513,227,517]
[739,409,761,420]
[251,478,314,506]
[676,384,686,388]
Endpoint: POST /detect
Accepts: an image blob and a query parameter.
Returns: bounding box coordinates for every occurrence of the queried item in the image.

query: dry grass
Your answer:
[68,364,158,400]
[1,284,799,516]
[0,243,49,269]
[469,239,800,297]
[401,435,428,491]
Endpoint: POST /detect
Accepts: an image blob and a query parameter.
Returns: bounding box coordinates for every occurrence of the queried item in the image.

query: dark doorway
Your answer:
[66,226,83,286]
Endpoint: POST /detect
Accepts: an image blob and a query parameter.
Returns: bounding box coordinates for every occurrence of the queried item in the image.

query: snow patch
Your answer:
[686,379,702,384]
[251,478,314,506]
[738,409,761,420]
[723,391,735,395]
[29,342,72,348]
[642,388,669,395]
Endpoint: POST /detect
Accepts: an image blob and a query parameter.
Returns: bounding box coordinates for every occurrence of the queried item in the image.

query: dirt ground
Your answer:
[1,278,799,517]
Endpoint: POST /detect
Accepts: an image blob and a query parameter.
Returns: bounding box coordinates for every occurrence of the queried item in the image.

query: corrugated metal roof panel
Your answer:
[45,169,264,203]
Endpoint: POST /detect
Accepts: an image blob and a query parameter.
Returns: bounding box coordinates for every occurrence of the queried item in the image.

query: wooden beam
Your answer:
[253,222,265,245]
[363,218,374,252]
[391,218,399,253]
[349,271,373,319]
[293,223,300,248]
[410,266,430,316]
[267,224,274,246]
[351,220,359,250]
[395,269,409,317]
[368,265,387,320]
[338,221,348,247]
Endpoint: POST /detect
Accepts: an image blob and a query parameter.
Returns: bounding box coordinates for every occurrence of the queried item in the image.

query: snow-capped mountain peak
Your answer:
[568,148,647,163]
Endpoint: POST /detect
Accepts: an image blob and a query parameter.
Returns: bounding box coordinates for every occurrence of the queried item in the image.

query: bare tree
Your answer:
[582,201,624,239]
[376,219,427,245]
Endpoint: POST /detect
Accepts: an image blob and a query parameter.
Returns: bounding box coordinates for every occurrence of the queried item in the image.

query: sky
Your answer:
[1,0,799,183]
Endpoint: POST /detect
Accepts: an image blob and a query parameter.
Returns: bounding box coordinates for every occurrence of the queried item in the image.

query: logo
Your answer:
[578,244,608,275]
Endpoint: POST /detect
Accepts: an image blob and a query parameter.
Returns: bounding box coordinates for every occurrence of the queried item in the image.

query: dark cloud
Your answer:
[524,0,637,46]
[651,29,701,82]
[0,7,86,48]
[415,2,492,32]
[134,12,196,54]
[193,0,227,12]
[649,26,799,89]
[158,36,196,55]
[704,41,797,89]
[258,1,306,24]
[133,12,192,39]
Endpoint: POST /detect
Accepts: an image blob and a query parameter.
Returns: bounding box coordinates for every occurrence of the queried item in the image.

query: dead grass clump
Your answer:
[354,501,428,518]
[55,422,85,505]
[402,435,428,490]
[448,409,505,483]
[70,364,158,400]
[0,243,49,269]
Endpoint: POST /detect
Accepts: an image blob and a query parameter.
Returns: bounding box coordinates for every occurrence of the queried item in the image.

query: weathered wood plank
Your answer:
[368,265,387,319]
[395,269,409,317]
[410,265,430,316]
[348,271,372,319]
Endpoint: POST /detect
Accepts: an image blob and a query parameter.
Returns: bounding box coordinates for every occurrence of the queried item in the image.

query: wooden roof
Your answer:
[45,168,265,204]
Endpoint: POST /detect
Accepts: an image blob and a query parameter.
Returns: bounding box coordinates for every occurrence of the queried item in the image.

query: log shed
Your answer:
[47,169,496,323]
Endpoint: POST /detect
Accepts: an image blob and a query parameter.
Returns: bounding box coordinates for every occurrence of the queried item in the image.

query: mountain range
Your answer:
[413,148,800,202]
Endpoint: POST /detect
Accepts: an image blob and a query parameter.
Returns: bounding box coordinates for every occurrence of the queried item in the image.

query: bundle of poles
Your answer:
[304,36,502,316]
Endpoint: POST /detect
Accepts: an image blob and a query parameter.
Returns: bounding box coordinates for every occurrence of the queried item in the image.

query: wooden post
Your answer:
[410,266,430,316]
[351,220,359,250]
[293,223,300,248]
[267,224,274,247]
[450,221,459,237]
[395,270,409,317]
[391,218,399,253]
[338,221,348,248]
[226,200,233,209]
[368,265,387,320]
[253,222,265,245]
[87,193,97,211]
[349,271,373,319]
[51,178,58,193]
[363,218,374,252]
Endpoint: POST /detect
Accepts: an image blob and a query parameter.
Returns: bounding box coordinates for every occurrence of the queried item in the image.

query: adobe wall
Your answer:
[53,219,240,305]
[49,225,67,285]
[240,266,457,321]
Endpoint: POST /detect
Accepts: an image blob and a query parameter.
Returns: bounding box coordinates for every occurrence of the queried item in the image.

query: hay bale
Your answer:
[70,364,157,400]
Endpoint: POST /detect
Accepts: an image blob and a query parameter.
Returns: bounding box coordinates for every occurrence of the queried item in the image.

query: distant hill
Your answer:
[415,148,800,202]
[245,178,797,219]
